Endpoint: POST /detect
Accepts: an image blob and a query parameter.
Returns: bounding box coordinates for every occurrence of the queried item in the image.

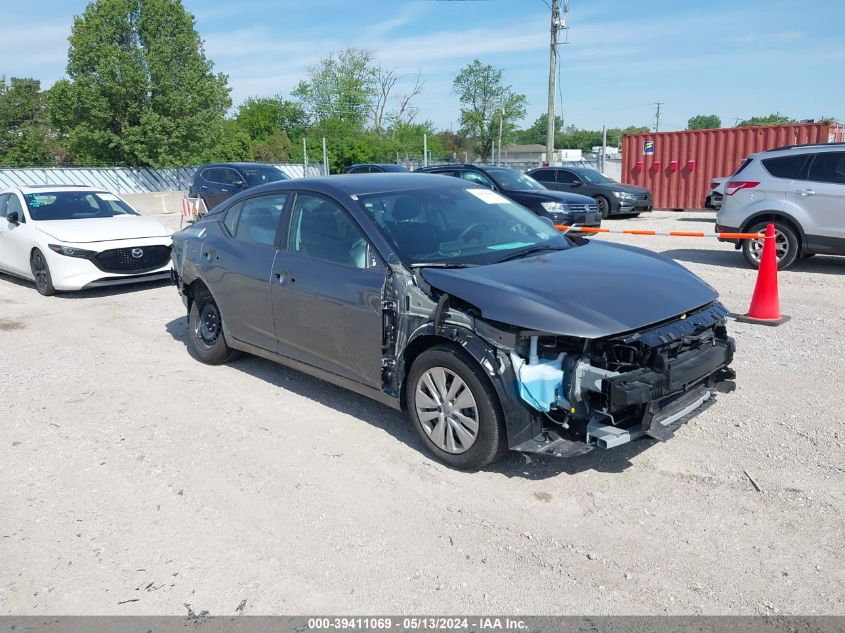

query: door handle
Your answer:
[797,189,816,196]
[200,185,209,190]
[274,271,295,285]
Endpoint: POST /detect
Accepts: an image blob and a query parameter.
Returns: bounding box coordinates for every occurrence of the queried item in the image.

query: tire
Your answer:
[30,249,56,296]
[595,195,611,220]
[405,344,507,471]
[742,220,799,270]
[187,288,241,364]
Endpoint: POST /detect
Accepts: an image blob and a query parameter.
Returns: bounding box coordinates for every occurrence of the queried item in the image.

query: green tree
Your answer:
[687,114,722,130]
[235,96,308,142]
[453,59,527,162]
[514,114,563,145]
[293,47,376,129]
[0,77,64,166]
[738,113,795,127]
[49,0,230,166]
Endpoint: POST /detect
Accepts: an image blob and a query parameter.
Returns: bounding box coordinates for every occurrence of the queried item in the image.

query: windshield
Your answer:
[487,168,547,191]
[23,191,140,221]
[578,169,616,184]
[241,167,288,187]
[358,185,570,266]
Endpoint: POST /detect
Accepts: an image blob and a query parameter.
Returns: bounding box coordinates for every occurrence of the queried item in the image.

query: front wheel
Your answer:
[742,221,799,270]
[30,249,56,296]
[405,345,507,471]
[595,195,611,219]
[187,289,241,364]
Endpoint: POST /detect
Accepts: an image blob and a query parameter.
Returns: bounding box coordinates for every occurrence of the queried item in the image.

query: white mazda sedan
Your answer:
[0,185,173,295]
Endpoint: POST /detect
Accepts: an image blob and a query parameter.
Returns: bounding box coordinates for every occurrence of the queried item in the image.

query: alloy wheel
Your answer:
[747,228,789,264]
[32,252,49,292]
[414,367,480,454]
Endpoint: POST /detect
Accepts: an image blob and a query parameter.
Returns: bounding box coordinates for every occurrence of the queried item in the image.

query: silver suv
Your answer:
[716,143,845,269]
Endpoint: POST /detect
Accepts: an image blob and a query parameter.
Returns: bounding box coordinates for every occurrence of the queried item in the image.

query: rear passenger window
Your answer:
[0,194,8,218]
[234,194,287,246]
[807,152,845,184]
[762,155,809,179]
[202,168,222,183]
[223,202,243,236]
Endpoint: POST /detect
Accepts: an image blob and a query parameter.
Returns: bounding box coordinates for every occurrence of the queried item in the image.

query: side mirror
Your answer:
[571,180,583,187]
[7,210,20,224]
[540,216,555,228]
[233,179,246,187]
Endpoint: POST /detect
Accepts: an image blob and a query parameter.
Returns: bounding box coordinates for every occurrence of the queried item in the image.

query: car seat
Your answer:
[384,195,438,259]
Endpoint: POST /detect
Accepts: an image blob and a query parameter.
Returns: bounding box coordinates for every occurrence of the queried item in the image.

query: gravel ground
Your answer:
[1,209,843,616]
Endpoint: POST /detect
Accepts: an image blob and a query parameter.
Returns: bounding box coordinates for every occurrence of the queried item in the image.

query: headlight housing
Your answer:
[48,244,97,258]
[612,191,636,200]
[541,201,570,214]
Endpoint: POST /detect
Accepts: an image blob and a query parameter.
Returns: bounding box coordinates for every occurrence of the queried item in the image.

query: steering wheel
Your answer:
[457,222,491,242]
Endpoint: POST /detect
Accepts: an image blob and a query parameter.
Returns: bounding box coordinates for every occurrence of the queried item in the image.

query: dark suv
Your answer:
[189,162,289,210]
[344,163,409,174]
[527,166,652,219]
[416,164,601,227]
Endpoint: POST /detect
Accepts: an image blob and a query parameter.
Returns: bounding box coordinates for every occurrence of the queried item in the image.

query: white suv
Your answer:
[716,143,845,269]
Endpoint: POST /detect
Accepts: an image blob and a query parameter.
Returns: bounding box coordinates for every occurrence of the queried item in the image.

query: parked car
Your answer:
[415,164,601,227]
[526,166,653,219]
[344,163,409,174]
[189,162,289,210]
[0,185,172,295]
[716,143,845,269]
[172,174,736,470]
[704,177,727,210]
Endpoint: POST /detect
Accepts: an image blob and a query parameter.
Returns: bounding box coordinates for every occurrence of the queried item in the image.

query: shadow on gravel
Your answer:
[664,248,845,274]
[164,315,656,479]
[0,271,171,298]
[677,217,717,223]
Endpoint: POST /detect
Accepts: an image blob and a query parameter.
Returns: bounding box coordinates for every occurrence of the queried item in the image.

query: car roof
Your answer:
[198,162,281,169]
[207,173,471,210]
[2,185,108,195]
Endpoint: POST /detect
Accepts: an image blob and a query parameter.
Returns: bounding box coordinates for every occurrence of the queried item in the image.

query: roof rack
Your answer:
[766,142,845,152]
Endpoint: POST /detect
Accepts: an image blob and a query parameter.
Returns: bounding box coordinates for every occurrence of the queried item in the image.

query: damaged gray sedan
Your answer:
[171,174,736,470]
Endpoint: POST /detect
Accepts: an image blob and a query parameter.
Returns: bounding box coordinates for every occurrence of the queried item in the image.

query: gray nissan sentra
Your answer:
[171,174,736,470]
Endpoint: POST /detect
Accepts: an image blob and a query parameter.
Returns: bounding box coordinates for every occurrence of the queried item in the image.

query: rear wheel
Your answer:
[405,344,507,471]
[595,195,611,219]
[742,221,799,270]
[187,289,241,364]
[30,249,56,296]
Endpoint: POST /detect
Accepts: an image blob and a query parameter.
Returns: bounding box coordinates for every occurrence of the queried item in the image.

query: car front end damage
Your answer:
[385,264,736,459]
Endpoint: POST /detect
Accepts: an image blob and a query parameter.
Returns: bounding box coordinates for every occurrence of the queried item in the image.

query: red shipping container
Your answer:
[622,122,845,209]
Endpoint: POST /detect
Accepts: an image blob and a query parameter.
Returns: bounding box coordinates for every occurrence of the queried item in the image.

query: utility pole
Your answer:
[654,102,664,133]
[498,107,504,165]
[601,125,607,173]
[546,0,569,166]
[546,0,560,166]
[303,138,307,174]
[322,137,328,175]
[423,133,428,167]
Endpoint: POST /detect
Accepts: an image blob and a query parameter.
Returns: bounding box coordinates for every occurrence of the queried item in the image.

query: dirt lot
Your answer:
[1,210,843,616]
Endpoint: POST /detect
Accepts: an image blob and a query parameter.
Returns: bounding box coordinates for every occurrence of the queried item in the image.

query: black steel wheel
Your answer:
[30,249,56,296]
[187,289,241,364]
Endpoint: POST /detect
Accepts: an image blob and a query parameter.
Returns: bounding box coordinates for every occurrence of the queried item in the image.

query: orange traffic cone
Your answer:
[735,223,790,326]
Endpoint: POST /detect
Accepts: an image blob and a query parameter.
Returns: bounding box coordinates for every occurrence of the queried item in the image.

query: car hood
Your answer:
[35,216,172,243]
[599,182,651,195]
[509,189,596,204]
[420,241,718,339]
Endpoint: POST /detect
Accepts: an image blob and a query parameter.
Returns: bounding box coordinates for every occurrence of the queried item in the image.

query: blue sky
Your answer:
[2,0,843,132]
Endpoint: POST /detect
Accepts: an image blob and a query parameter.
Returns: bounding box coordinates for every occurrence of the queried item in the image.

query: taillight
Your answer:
[725,181,760,196]
[709,181,718,190]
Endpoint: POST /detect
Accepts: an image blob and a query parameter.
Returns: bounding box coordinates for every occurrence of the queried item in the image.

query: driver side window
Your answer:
[5,195,25,223]
[558,170,580,184]
[289,194,375,269]
[460,171,495,189]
